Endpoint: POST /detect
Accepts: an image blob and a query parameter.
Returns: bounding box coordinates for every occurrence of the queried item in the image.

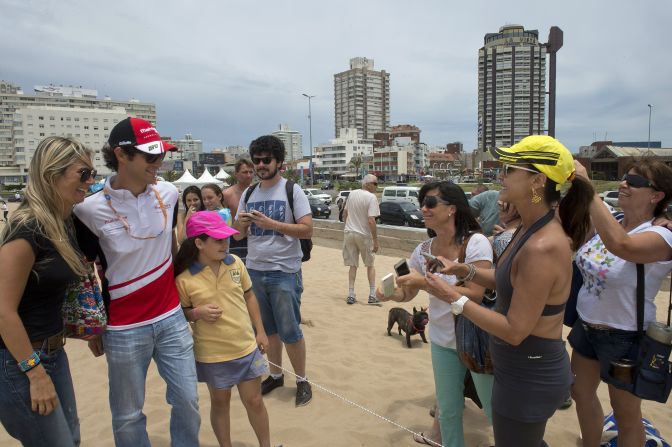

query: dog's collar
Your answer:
[409,317,425,333]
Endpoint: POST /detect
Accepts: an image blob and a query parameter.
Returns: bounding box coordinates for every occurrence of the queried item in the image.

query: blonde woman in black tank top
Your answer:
[422,136,595,447]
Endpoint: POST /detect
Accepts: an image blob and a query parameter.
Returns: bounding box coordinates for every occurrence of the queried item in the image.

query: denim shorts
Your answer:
[196,348,268,390]
[568,319,639,389]
[248,269,303,344]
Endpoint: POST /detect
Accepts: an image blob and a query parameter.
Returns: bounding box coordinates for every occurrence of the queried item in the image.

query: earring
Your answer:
[531,187,542,204]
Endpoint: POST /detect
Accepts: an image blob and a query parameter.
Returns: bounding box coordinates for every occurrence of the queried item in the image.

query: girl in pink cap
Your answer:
[174,211,271,447]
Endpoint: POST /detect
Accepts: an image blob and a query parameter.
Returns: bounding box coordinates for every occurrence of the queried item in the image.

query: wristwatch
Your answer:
[451,296,470,315]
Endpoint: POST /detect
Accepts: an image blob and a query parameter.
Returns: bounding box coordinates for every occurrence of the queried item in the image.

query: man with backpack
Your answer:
[233,135,314,407]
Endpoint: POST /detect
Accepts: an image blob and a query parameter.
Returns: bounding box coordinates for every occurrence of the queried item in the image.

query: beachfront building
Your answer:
[272,124,303,162]
[369,146,415,183]
[0,80,156,184]
[11,105,129,177]
[313,128,374,177]
[334,57,390,140]
[478,25,547,151]
[576,141,672,181]
[172,133,203,162]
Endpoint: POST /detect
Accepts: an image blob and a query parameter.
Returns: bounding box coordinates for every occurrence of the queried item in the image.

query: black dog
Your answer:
[387,307,429,348]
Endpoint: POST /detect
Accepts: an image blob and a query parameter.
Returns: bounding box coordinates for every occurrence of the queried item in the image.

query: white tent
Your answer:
[172,169,199,188]
[214,167,231,180]
[197,169,226,187]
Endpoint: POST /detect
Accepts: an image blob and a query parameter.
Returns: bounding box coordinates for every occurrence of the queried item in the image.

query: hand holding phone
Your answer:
[394,259,411,277]
[421,252,445,273]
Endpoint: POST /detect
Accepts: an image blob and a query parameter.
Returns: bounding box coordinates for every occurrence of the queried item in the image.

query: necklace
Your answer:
[103,186,168,240]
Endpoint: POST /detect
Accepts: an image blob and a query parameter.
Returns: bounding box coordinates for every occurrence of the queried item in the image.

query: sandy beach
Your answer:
[1,239,671,446]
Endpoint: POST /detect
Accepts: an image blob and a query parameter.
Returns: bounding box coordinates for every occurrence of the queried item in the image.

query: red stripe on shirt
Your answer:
[108,256,171,291]
[107,264,179,327]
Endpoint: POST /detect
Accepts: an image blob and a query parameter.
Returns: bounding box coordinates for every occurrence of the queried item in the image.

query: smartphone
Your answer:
[421,252,445,273]
[382,273,395,298]
[394,259,411,277]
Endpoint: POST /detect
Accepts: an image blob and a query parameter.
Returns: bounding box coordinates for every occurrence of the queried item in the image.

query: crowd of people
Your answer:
[0,120,671,447]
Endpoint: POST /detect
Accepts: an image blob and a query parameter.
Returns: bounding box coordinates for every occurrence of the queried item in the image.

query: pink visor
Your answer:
[186,211,240,239]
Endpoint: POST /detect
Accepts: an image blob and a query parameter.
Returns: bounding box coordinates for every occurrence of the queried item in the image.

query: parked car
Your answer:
[320,181,333,190]
[7,194,22,202]
[378,201,424,227]
[303,188,331,205]
[335,191,351,208]
[308,197,331,219]
[381,186,420,207]
[600,190,620,207]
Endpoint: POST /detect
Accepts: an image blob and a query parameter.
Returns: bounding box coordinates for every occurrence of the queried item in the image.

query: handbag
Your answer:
[630,264,672,403]
[62,261,107,338]
[453,233,494,375]
[563,260,583,327]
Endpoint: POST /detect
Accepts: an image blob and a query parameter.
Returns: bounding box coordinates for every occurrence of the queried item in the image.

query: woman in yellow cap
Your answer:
[421,135,594,447]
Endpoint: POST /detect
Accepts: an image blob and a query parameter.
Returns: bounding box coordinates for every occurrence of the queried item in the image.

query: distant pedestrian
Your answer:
[223,159,255,263]
[342,174,380,305]
[233,135,314,407]
[1,201,7,221]
[469,184,499,236]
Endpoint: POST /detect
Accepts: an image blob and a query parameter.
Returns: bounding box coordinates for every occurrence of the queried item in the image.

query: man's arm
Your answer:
[367,216,379,252]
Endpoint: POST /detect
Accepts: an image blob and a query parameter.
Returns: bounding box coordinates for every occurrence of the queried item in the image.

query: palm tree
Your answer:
[349,155,363,180]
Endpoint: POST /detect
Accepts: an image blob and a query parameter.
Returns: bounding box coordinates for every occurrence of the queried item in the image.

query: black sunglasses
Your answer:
[421,195,451,209]
[122,146,165,164]
[252,156,275,165]
[622,173,657,190]
[78,168,97,183]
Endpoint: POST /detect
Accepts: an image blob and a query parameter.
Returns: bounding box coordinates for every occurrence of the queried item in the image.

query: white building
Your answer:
[478,25,547,150]
[0,80,156,183]
[370,146,415,182]
[272,124,303,162]
[334,57,390,139]
[172,133,203,162]
[313,128,374,176]
[12,106,128,177]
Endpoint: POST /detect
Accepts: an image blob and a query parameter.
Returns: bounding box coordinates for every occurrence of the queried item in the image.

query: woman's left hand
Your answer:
[425,271,460,303]
[573,160,589,180]
[395,268,425,290]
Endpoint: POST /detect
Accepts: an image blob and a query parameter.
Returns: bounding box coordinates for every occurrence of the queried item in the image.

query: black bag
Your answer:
[630,264,672,403]
[563,260,583,328]
[453,233,494,375]
[243,180,312,262]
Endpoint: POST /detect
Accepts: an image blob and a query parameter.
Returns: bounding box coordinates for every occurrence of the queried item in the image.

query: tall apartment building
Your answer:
[272,124,303,161]
[334,57,390,140]
[173,133,203,162]
[478,25,547,151]
[0,81,156,183]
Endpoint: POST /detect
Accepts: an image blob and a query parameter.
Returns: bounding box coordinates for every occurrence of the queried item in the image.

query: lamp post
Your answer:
[647,104,653,150]
[302,93,315,185]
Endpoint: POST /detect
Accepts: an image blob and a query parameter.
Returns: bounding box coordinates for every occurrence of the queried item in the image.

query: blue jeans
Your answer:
[248,269,304,344]
[431,342,494,447]
[103,310,200,447]
[0,347,80,446]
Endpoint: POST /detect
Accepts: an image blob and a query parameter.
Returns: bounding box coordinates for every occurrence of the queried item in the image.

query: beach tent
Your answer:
[197,169,226,187]
[214,167,231,180]
[172,169,199,188]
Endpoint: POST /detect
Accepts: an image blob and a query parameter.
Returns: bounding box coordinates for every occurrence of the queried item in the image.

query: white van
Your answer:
[381,186,420,207]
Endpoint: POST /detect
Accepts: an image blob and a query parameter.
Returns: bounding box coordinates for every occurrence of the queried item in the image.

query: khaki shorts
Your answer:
[342,232,375,267]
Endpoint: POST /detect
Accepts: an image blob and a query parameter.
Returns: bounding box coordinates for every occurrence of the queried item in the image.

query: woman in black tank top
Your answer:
[423,136,595,447]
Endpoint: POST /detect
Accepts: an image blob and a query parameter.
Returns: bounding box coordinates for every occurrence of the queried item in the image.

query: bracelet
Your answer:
[18,351,40,373]
[456,263,476,283]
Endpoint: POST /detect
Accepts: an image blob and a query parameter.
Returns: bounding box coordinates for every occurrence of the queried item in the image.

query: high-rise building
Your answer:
[272,124,303,161]
[0,81,156,183]
[334,57,390,140]
[173,133,203,162]
[478,25,547,151]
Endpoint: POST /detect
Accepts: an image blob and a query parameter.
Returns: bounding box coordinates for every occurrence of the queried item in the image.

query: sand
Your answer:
[1,241,671,446]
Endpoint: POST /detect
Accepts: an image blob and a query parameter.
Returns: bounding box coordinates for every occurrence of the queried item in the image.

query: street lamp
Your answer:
[647,104,653,150]
[302,93,315,185]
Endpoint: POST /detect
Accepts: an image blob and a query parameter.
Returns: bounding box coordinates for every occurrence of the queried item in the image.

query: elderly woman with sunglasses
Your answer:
[419,136,596,447]
[568,159,672,447]
[0,137,96,446]
[377,181,494,447]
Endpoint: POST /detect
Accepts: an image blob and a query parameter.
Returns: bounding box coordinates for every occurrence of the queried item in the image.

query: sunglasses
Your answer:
[502,163,539,176]
[123,146,165,164]
[78,168,97,183]
[252,156,275,165]
[421,195,451,209]
[622,173,657,190]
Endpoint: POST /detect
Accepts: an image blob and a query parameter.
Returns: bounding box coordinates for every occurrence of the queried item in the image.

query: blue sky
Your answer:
[1,0,670,153]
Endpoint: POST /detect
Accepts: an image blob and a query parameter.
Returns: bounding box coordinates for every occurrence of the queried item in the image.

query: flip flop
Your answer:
[413,432,437,446]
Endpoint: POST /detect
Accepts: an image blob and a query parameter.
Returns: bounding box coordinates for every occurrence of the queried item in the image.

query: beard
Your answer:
[255,165,279,180]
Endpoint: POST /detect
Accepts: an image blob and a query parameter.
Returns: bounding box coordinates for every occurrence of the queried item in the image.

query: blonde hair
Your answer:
[1,136,92,276]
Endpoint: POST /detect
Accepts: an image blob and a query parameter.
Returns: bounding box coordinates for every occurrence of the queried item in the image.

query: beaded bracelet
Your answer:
[18,352,40,373]
[456,263,476,283]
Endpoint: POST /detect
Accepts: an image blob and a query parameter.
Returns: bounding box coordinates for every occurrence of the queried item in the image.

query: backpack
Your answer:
[243,179,313,262]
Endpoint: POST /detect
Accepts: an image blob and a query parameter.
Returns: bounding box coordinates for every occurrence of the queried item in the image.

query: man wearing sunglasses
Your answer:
[342,174,380,305]
[233,135,314,407]
[73,117,201,446]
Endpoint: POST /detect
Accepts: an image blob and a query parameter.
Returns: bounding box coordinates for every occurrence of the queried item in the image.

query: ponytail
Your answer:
[558,176,595,251]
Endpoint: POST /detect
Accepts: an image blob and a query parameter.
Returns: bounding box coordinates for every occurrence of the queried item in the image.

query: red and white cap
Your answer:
[108,117,177,154]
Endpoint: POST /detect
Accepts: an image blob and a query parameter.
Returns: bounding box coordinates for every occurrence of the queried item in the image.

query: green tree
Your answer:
[349,155,363,180]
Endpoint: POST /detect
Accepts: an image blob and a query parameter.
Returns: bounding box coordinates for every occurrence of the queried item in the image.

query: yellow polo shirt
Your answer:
[176,254,256,363]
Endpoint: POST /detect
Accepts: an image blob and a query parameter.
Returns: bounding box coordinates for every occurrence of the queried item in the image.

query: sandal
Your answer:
[413,432,438,446]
